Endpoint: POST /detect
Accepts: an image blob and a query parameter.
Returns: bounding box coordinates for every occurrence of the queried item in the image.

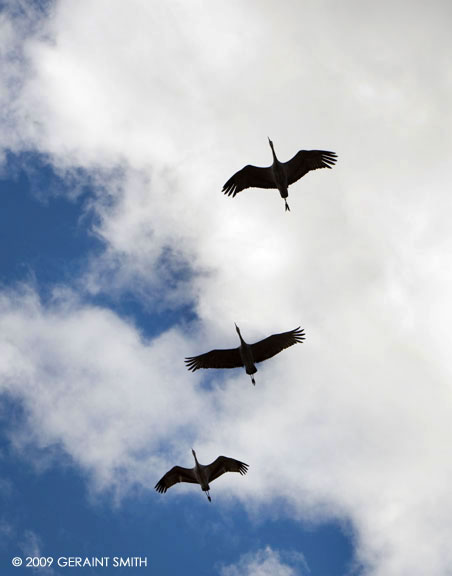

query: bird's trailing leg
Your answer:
[250,375,256,386]
[206,490,211,502]
[284,199,290,212]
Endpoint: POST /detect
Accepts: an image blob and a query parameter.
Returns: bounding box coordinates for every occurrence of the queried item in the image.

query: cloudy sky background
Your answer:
[1,1,452,574]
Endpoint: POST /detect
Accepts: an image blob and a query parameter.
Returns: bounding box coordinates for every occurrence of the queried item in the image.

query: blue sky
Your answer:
[2,1,452,576]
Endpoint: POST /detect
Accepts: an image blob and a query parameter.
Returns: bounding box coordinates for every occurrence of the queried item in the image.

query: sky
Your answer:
[1,0,452,575]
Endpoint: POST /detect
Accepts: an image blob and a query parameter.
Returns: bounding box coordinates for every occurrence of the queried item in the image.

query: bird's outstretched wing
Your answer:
[155,465,197,494]
[185,348,243,371]
[222,165,274,197]
[250,327,305,364]
[284,150,337,186]
[206,456,249,483]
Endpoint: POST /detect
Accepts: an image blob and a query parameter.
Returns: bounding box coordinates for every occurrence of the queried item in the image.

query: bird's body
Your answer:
[192,451,210,496]
[185,324,305,385]
[236,324,258,385]
[155,449,248,502]
[222,138,337,211]
[269,142,289,205]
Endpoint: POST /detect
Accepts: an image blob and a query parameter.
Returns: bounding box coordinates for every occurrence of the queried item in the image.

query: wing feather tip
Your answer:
[185,357,199,371]
[239,463,249,475]
[154,483,167,494]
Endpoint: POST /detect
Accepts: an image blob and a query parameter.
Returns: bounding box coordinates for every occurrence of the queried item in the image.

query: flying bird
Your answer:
[155,449,249,502]
[222,138,337,212]
[185,324,305,385]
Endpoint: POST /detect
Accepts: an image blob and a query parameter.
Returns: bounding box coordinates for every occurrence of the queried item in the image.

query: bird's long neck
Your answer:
[268,139,278,163]
[235,325,245,345]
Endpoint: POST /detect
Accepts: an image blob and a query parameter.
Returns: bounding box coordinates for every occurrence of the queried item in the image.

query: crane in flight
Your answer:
[155,449,248,502]
[185,324,305,385]
[222,138,337,212]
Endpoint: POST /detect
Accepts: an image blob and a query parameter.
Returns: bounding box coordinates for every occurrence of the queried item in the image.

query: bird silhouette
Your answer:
[185,324,305,385]
[223,138,337,211]
[155,449,249,502]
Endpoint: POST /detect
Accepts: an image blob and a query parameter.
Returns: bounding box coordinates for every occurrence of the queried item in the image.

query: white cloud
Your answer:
[20,530,41,559]
[0,519,14,545]
[0,286,209,495]
[18,530,56,575]
[220,547,309,576]
[2,1,452,575]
